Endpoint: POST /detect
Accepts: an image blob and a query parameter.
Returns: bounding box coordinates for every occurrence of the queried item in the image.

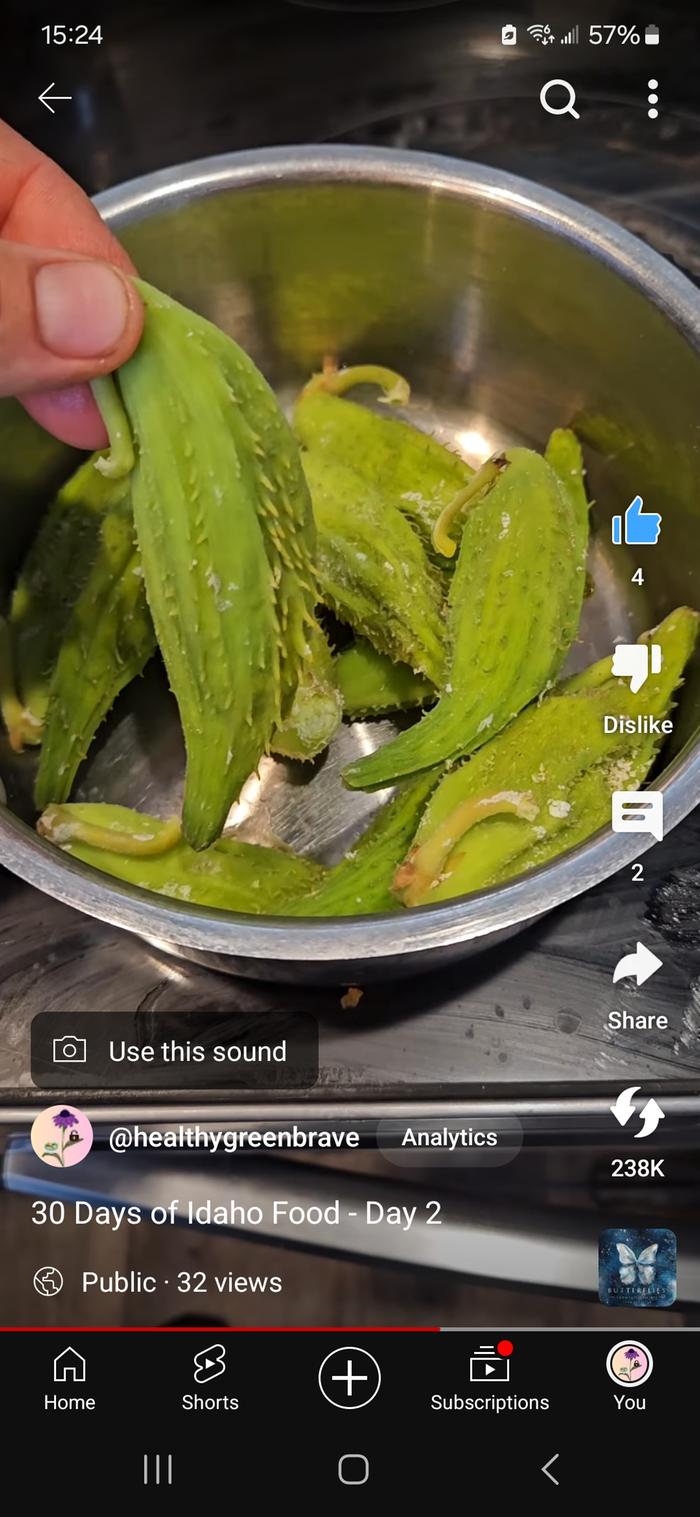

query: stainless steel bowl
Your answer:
[1,145,700,984]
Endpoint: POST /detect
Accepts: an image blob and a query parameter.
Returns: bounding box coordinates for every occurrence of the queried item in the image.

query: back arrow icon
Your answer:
[542,1454,560,1486]
[39,84,73,114]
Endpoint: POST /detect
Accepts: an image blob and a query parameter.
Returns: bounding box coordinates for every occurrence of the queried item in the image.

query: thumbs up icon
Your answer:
[612,495,662,546]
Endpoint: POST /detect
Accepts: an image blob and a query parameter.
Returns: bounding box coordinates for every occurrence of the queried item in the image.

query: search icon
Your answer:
[540,79,580,119]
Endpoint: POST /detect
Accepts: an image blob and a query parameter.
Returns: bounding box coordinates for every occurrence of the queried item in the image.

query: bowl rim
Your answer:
[2,142,700,964]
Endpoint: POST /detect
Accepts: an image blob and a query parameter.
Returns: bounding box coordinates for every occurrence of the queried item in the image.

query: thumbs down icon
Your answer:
[611,642,662,693]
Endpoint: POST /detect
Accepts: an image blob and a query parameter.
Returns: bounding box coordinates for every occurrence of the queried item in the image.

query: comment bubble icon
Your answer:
[611,790,664,843]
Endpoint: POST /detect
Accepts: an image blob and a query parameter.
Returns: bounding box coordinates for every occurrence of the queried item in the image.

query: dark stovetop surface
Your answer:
[1,809,700,1112]
[1,1,699,1111]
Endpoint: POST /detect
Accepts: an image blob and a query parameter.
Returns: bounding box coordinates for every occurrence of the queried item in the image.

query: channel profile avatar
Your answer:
[31,1105,94,1168]
[606,1340,654,1388]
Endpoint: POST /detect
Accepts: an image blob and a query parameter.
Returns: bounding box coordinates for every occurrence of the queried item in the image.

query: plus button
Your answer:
[331,1358,370,1399]
[319,1346,382,1409]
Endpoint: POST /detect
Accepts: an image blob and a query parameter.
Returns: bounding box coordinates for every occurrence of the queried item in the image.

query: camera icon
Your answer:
[52,1035,87,1064]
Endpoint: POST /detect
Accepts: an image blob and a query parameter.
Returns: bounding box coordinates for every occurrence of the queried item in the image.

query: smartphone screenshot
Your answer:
[0,0,697,1496]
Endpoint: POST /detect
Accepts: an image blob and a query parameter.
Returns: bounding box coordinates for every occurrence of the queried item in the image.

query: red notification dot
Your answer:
[497,1339,513,1357]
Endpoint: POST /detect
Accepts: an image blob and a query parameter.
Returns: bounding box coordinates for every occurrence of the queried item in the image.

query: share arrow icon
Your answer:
[612,942,663,986]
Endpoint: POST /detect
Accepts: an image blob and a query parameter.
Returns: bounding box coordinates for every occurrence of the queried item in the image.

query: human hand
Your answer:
[0,118,143,448]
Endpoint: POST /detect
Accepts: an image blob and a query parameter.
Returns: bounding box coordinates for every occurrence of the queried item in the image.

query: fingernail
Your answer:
[35,262,130,358]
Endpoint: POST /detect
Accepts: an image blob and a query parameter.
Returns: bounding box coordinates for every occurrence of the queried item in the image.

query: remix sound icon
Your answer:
[648,79,659,118]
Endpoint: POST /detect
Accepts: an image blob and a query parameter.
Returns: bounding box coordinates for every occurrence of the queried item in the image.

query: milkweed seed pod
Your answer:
[271,619,342,761]
[98,280,318,848]
[344,446,589,790]
[544,426,590,534]
[301,448,446,685]
[294,363,473,554]
[335,638,435,719]
[182,306,318,722]
[395,607,699,906]
[34,504,155,809]
[2,454,136,752]
[286,769,440,916]
[38,802,325,913]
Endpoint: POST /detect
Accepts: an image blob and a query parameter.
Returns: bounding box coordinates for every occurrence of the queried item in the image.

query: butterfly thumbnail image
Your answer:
[617,1242,657,1285]
[598,1228,677,1308]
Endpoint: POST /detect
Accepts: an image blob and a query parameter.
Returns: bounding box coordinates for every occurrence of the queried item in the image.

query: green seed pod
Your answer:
[395,607,698,906]
[5,454,129,750]
[294,364,472,551]
[271,620,342,761]
[302,448,446,684]
[544,427,590,534]
[344,446,588,790]
[335,638,435,719]
[38,802,325,913]
[286,769,440,916]
[34,507,155,809]
[104,280,318,849]
[0,615,40,754]
[177,300,318,718]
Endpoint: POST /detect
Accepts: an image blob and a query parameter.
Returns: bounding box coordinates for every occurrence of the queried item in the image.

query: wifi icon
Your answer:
[527,23,556,45]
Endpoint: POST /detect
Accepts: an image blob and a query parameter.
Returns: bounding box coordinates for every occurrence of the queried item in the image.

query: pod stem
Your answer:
[301,361,410,407]
[91,375,135,479]
[432,453,509,559]
[0,616,42,751]
[394,788,538,907]
[38,805,181,856]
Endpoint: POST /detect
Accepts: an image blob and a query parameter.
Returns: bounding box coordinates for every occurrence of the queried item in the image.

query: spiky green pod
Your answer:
[38,802,324,913]
[344,446,588,789]
[302,449,446,684]
[544,427,590,534]
[107,281,317,848]
[335,638,435,718]
[293,364,472,551]
[395,607,698,906]
[285,769,440,916]
[182,297,317,716]
[34,506,155,808]
[271,620,342,760]
[6,454,129,749]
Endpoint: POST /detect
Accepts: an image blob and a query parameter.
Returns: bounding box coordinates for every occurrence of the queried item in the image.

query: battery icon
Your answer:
[645,24,660,44]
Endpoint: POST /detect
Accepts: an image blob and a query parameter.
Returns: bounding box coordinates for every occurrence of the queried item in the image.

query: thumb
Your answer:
[0,239,143,399]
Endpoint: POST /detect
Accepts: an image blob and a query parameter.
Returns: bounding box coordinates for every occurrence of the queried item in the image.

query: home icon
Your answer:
[53,1346,87,1383]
